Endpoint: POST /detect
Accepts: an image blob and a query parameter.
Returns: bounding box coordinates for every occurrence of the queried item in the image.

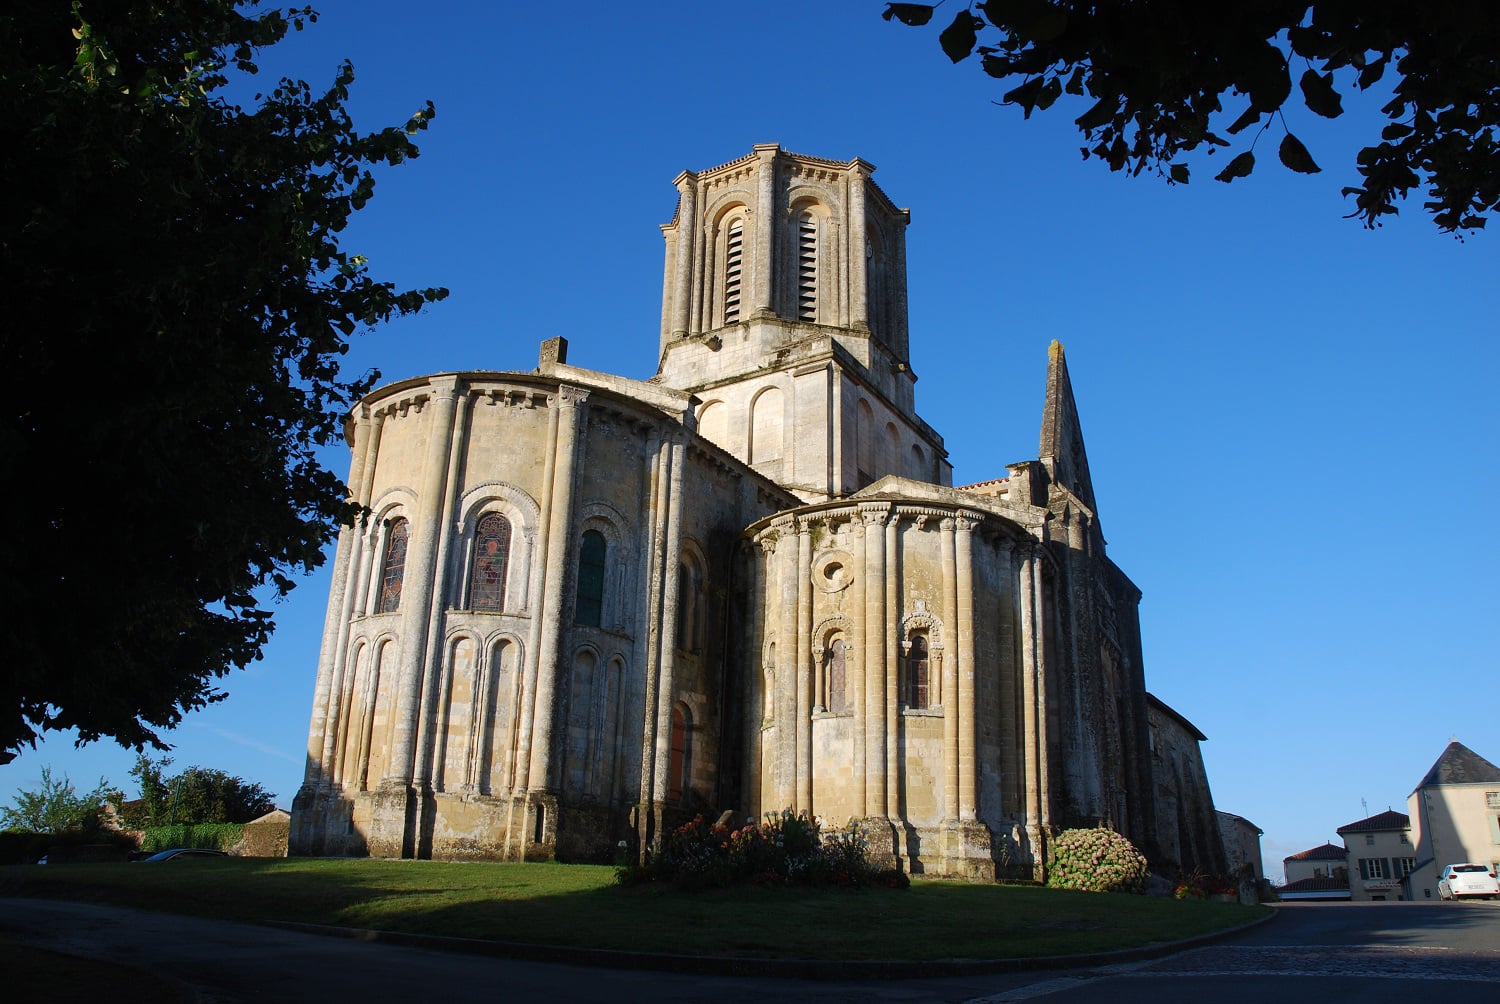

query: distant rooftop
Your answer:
[1337,809,1410,834]
[1278,876,1351,899]
[1285,842,1347,862]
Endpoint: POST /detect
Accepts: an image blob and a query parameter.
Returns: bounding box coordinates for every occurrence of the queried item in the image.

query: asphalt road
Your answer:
[1,897,1496,1003]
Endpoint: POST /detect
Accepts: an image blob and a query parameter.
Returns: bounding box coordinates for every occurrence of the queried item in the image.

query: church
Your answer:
[290,145,1227,880]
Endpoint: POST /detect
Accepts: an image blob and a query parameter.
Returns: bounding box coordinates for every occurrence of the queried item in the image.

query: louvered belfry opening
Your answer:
[723,218,743,324]
[797,211,817,321]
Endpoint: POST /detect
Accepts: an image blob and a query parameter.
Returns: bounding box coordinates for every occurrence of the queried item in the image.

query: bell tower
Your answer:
[655,145,948,501]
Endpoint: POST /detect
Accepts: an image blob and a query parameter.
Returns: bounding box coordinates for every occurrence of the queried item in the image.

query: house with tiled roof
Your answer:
[1338,809,1416,901]
[1405,741,1500,901]
[1281,841,1349,899]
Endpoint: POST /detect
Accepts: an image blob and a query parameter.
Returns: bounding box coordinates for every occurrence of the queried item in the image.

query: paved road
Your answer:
[2,898,1497,1003]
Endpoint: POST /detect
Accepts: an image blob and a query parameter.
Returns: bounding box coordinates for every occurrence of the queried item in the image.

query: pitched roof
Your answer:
[1279,876,1350,896]
[1337,809,1410,834]
[1413,741,1500,790]
[1285,842,1346,862]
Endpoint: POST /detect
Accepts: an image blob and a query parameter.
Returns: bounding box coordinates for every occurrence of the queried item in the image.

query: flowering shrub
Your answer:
[621,808,893,890]
[1046,827,1149,894]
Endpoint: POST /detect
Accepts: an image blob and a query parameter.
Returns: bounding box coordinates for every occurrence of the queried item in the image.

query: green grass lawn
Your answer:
[1,858,1265,961]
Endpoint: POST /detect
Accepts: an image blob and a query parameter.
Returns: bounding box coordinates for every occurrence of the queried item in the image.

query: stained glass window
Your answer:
[576,529,606,627]
[376,518,409,613]
[468,513,512,611]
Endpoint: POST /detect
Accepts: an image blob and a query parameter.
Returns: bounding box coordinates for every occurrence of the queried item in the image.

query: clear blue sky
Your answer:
[8,2,1497,881]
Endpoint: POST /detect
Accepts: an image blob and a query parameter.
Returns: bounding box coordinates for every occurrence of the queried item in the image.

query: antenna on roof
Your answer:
[1361,797,1368,816]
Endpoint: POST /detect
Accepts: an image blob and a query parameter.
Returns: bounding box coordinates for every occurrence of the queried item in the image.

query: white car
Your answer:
[1437,863,1500,900]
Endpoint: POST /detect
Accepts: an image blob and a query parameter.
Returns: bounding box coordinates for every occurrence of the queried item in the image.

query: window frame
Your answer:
[465,512,513,612]
[375,517,410,614]
[575,529,607,627]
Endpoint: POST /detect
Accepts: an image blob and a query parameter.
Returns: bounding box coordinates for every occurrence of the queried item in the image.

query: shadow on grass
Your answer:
[1,858,1267,962]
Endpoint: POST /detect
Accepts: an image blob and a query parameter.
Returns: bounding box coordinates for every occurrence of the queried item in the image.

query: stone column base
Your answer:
[936,819,997,881]
[366,780,417,858]
[519,791,559,861]
[1023,824,1048,882]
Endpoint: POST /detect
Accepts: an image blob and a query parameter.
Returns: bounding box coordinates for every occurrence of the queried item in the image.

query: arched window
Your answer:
[468,513,512,611]
[576,529,606,627]
[376,518,409,614]
[697,399,728,450]
[723,218,744,324]
[825,637,847,713]
[797,211,818,321]
[750,387,783,465]
[908,443,927,481]
[906,634,930,709]
[668,703,689,802]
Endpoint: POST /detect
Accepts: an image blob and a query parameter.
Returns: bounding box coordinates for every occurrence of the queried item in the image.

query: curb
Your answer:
[264,905,1279,981]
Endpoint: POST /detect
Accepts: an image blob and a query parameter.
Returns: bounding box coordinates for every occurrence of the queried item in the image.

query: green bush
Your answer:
[623,809,888,890]
[139,823,243,853]
[1046,827,1149,894]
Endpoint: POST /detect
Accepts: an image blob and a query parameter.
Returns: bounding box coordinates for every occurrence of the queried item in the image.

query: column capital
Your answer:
[555,383,591,408]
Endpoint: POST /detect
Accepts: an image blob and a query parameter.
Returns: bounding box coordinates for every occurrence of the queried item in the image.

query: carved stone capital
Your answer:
[556,384,591,408]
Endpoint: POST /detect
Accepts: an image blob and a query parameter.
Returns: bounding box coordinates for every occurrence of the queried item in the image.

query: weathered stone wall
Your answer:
[292,366,793,862]
[1146,695,1228,876]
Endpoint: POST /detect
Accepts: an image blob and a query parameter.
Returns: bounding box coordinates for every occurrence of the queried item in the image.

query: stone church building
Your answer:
[290,145,1226,880]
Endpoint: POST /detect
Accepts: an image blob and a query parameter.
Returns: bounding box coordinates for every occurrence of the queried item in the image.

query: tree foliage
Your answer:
[0,766,115,833]
[1,1,447,753]
[883,1,1500,232]
[119,755,276,827]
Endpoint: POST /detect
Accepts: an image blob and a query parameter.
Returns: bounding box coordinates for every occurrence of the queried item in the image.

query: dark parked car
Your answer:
[136,848,228,862]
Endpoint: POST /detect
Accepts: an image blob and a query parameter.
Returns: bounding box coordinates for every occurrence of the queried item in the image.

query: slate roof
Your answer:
[1413,741,1500,790]
[1285,842,1347,862]
[1337,809,1410,834]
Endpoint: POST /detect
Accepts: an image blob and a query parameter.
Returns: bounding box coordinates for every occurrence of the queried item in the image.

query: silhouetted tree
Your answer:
[884,1,1500,232]
[1,1,447,754]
